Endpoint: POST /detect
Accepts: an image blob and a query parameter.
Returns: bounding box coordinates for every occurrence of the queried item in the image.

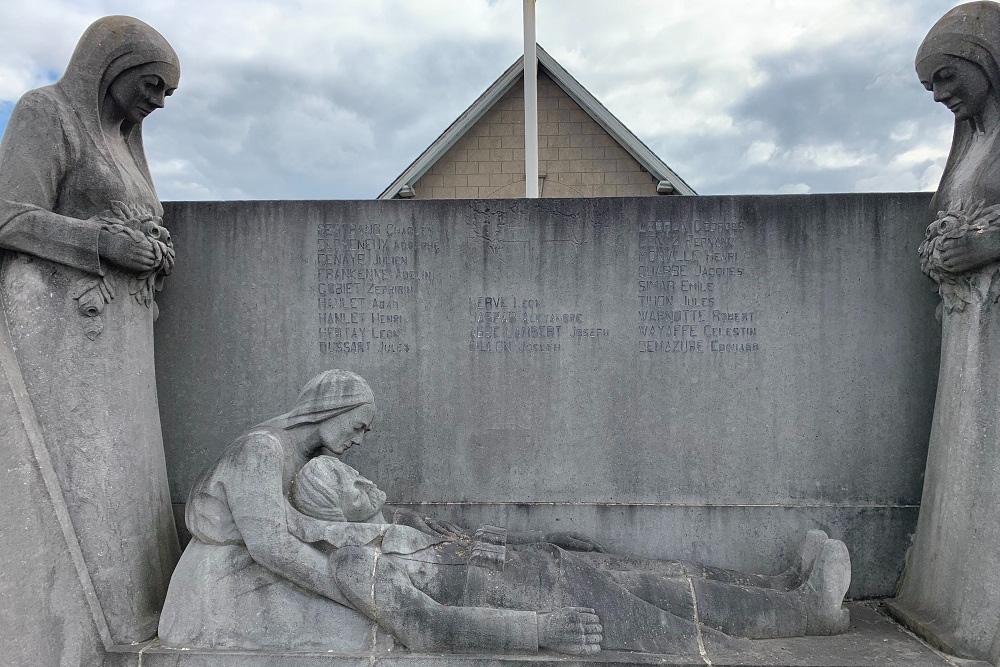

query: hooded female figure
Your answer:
[159,370,387,651]
[0,16,180,643]
[894,2,1000,662]
[163,369,611,654]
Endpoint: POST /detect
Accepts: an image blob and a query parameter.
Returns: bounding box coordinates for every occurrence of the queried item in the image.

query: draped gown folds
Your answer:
[0,16,180,643]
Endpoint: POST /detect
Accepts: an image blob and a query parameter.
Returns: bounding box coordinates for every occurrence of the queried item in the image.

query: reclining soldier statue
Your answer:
[158,369,852,655]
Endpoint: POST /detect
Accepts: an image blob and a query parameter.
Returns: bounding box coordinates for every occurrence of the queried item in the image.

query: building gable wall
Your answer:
[411,71,659,199]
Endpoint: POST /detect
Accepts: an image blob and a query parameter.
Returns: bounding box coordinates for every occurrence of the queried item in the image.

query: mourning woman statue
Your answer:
[160,369,853,656]
[892,2,1000,662]
[0,17,180,642]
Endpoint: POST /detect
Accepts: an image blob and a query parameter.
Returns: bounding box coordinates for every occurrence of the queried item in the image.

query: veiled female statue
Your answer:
[160,369,853,656]
[0,16,180,642]
[893,2,1000,662]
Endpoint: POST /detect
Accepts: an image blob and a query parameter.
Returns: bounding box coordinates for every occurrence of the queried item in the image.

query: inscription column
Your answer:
[468,296,612,355]
[637,218,760,354]
[316,221,439,355]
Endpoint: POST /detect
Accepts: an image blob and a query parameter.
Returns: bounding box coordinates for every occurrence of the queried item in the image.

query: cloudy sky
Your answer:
[0,0,970,200]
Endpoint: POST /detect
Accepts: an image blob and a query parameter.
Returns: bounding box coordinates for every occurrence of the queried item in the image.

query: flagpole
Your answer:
[523,0,539,198]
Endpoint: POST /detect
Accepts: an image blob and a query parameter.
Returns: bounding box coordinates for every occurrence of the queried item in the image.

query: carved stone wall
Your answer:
[154,194,939,598]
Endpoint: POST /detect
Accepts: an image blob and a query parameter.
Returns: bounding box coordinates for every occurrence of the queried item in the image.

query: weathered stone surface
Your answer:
[890,3,1000,662]
[159,370,853,654]
[0,319,110,666]
[156,194,939,599]
[0,14,181,651]
[105,604,966,667]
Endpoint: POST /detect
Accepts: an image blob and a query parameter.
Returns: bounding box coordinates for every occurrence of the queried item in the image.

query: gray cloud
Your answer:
[154,38,519,199]
[628,2,962,195]
[0,0,970,199]
[683,36,945,194]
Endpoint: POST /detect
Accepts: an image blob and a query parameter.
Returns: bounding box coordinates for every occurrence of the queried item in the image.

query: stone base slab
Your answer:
[102,604,974,667]
[883,597,983,663]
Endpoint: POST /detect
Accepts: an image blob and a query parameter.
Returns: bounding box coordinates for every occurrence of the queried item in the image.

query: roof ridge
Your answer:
[378,44,694,199]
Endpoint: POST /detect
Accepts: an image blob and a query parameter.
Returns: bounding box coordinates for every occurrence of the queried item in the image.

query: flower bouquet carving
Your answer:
[72,201,175,318]
[918,199,1000,313]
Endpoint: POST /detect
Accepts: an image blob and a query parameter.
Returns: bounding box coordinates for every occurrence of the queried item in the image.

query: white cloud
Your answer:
[891,144,946,169]
[794,143,874,170]
[744,140,777,165]
[148,158,190,178]
[920,163,945,192]
[0,0,971,198]
[890,121,918,143]
[776,183,812,195]
[0,62,52,100]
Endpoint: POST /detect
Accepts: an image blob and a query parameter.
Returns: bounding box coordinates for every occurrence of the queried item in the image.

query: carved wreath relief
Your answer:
[919,200,1000,313]
[71,201,175,321]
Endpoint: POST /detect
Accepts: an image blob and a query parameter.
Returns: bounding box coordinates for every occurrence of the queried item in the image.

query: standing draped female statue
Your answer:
[892,2,1000,662]
[0,16,180,643]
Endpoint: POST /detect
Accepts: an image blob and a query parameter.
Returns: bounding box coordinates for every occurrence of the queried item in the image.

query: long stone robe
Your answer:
[893,196,1000,659]
[0,37,179,644]
[892,17,1000,656]
[893,259,1000,659]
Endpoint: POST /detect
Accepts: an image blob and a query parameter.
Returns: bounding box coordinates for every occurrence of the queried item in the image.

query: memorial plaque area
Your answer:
[156,194,938,597]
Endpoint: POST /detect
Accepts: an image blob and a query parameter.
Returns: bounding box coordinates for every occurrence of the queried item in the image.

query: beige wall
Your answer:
[410,72,660,199]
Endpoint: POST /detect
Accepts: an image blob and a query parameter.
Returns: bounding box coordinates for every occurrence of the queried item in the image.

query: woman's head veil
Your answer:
[55,16,180,190]
[916,2,1000,209]
[916,2,1000,93]
[285,369,375,428]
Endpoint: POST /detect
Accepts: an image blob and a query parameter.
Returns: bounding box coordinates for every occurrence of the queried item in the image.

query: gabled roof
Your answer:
[378,45,696,199]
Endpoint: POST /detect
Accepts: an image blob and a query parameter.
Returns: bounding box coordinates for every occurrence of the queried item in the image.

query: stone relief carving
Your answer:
[0,16,181,642]
[919,200,1000,313]
[892,2,1000,662]
[913,2,1000,316]
[70,201,174,319]
[159,369,852,655]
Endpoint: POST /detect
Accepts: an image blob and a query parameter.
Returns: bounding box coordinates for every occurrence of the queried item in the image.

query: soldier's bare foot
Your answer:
[538,607,603,655]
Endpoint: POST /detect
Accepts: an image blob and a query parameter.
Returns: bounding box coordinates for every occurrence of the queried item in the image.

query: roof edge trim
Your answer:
[378,57,525,199]
[378,45,696,199]
[536,48,695,196]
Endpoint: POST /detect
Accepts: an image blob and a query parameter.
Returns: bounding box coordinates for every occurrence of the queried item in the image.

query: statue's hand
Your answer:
[538,607,602,655]
[98,228,157,272]
[423,517,467,539]
[545,531,606,552]
[389,508,467,538]
[938,226,1000,274]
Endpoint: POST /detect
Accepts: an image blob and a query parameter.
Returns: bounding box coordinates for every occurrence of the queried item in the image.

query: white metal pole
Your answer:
[523,0,539,198]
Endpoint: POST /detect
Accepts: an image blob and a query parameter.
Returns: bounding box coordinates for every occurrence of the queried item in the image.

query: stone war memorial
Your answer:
[4,4,1000,667]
